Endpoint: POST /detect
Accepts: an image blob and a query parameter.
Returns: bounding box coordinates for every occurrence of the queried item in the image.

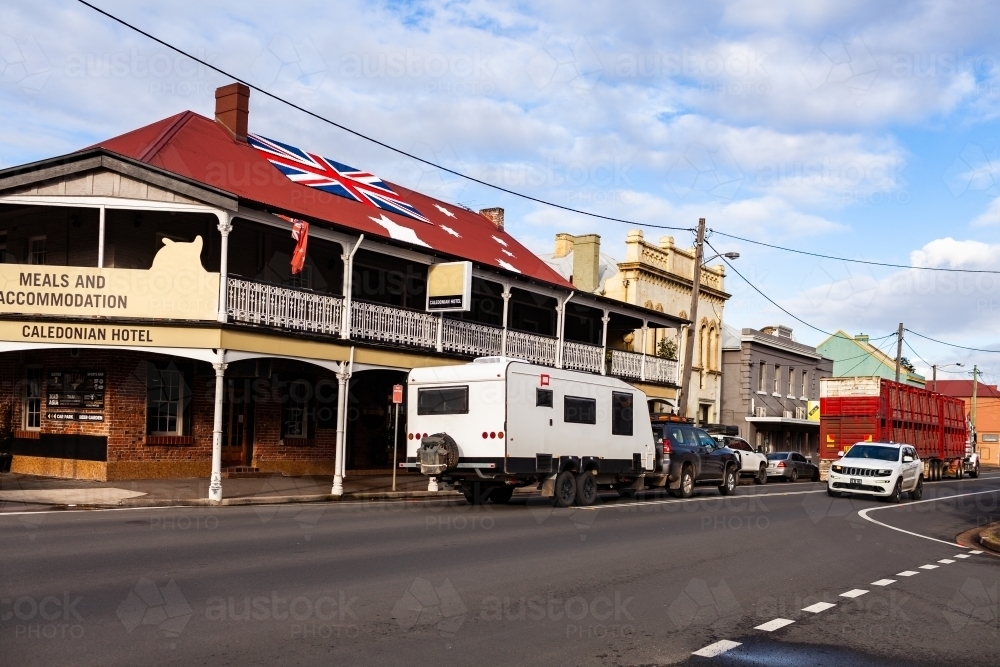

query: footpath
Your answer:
[0,472,461,510]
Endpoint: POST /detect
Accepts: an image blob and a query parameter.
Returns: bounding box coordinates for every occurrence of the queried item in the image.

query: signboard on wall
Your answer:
[426,261,472,312]
[0,236,219,321]
[46,370,106,422]
[807,400,820,421]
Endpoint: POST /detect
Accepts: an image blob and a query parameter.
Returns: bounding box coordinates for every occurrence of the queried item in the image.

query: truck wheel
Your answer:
[790,468,799,483]
[677,466,694,498]
[754,464,767,485]
[718,466,737,496]
[957,463,964,480]
[554,471,577,508]
[970,463,980,479]
[489,486,514,504]
[910,476,923,501]
[463,482,490,505]
[887,479,902,504]
[932,461,940,481]
[575,473,597,506]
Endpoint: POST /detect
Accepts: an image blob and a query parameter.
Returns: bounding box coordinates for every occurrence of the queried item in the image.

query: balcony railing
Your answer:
[228,277,343,336]
[351,299,438,348]
[442,318,503,358]
[608,349,678,384]
[562,340,604,374]
[225,277,675,385]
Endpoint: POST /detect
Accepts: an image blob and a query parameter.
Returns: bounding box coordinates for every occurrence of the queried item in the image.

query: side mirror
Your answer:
[837,450,845,458]
[902,455,914,463]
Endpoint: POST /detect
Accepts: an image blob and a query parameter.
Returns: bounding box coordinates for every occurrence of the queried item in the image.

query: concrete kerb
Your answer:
[957,521,1000,557]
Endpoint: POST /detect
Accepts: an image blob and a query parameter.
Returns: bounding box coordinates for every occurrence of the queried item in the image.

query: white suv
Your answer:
[713,435,769,484]
[827,442,923,503]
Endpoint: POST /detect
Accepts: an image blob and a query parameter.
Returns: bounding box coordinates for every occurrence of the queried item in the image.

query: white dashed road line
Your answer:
[938,559,955,564]
[802,601,836,613]
[840,589,869,598]
[755,618,795,632]
[897,570,919,576]
[871,579,896,586]
[954,554,970,559]
[692,640,741,657]
[970,550,983,554]
[919,564,939,570]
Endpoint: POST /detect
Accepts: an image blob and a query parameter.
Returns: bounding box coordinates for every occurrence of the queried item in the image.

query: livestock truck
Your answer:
[818,377,972,481]
[402,357,666,507]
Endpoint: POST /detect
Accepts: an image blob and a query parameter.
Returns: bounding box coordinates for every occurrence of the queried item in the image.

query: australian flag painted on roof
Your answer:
[248,133,429,223]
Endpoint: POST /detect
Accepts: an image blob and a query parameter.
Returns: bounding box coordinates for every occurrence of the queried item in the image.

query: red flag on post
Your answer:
[278,215,310,275]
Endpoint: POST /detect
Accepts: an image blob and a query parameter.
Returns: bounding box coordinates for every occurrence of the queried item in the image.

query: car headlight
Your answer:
[876,469,893,477]
[832,465,843,473]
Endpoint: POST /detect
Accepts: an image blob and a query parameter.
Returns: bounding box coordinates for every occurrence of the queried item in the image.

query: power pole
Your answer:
[894,322,904,383]
[971,365,979,439]
[678,217,706,419]
[932,364,937,393]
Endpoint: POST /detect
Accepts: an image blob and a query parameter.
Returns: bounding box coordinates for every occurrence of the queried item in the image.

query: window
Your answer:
[0,230,7,263]
[417,386,469,415]
[536,388,553,408]
[281,379,313,439]
[564,396,596,424]
[29,236,46,265]
[757,361,766,392]
[802,370,809,398]
[788,367,795,395]
[699,404,710,425]
[611,391,633,436]
[147,363,190,435]
[23,367,43,430]
[773,365,781,393]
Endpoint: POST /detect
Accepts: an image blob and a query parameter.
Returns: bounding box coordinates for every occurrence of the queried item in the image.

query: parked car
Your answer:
[655,423,741,497]
[766,452,820,482]
[713,435,768,484]
[827,442,923,503]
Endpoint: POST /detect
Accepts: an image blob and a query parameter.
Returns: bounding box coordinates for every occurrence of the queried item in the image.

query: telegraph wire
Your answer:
[904,328,1000,354]
[74,0,692,233]
[840,335,898,378]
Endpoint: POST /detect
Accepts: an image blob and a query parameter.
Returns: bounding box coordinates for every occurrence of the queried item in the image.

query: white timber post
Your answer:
[217,213,233,323]
[208,349,227,502]
[436,313,444,353]
[500,284,511,356]
[600,311,610,375]
[331,347,355,496]
[340,235,364,339]
[97,205,106,268]
[640,321,648,382]
[555,291,574,369]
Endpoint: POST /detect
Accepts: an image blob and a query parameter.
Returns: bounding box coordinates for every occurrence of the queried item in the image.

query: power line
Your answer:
[709,229,1000,275]
[841,335,898,377]
[904,328,1000,354]
[75,0,692,233]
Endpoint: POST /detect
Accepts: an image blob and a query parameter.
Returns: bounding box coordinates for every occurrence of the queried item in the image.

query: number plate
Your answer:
[850,478,862,486]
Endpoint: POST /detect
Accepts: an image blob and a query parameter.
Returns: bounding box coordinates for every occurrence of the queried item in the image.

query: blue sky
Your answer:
[2,0,1000,382]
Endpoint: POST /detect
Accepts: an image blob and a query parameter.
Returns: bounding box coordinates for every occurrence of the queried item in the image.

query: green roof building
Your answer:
[815,330,925,388]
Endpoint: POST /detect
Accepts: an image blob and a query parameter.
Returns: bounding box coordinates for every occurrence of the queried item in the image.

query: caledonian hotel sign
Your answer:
[0,237,221,344]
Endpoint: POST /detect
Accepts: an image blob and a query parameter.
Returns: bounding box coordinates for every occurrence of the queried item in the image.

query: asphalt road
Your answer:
[2,474,998,667]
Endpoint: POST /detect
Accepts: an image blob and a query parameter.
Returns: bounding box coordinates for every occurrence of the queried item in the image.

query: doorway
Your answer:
[346,369,408,471]
[222,378,255,467]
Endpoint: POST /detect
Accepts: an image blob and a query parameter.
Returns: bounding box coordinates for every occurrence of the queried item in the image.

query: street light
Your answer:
[932,362,964,392]
[703,251,740,265]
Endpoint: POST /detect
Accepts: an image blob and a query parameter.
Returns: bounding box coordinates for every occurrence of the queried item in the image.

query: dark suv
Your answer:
[653,422,740,497]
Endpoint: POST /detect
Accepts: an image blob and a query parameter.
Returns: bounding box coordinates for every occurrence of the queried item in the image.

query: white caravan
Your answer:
[403,357,657,507]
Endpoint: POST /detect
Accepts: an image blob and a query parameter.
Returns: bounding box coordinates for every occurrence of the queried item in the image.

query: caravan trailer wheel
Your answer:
[489,486,514,504]
[554,471,577,508]
[575,473,597,506]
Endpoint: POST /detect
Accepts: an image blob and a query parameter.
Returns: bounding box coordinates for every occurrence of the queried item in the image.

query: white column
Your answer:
[217,214,233,323]
[500,285,511,356]
[208,349,227,502]
[97,205,106,268]
[555,291,574,369]
[640,322,648,382]
[331,347,354,496]
[600,311,610,375]
[340,235,365,339]
[436,313,444,353]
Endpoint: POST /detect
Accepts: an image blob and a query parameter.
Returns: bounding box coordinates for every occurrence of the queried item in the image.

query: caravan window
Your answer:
[611,391,633,436]
[536,388,553,407]
[564,396,596,424]
[417,386,469,415]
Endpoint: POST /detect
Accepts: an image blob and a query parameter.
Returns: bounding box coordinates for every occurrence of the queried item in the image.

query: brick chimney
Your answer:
[479,207,504,231]
[215,83,250,142]
[553,233,575,258]
[571,234,601,293]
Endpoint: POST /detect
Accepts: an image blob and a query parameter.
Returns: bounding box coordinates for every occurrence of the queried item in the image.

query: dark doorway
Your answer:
[346,369,408,471]
[222,378,255,467]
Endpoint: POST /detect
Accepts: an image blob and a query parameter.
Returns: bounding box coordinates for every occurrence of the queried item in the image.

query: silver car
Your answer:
[766,452,819,482]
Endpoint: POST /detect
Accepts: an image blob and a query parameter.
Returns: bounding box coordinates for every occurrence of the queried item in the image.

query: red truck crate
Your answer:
[819,377,967,466]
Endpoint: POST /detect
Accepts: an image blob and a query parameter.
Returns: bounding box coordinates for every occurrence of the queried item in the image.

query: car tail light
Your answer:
[661,441,672,454]
[777,461,785,468]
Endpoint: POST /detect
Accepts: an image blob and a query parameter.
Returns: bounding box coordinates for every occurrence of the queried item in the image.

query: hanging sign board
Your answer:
[426,261,472,312]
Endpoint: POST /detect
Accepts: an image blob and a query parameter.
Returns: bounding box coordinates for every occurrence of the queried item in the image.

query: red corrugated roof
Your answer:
[92,111,572,289]
[933,380,1000,399]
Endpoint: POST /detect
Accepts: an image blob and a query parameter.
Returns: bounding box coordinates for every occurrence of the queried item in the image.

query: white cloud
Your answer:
[970,198,1000,227]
